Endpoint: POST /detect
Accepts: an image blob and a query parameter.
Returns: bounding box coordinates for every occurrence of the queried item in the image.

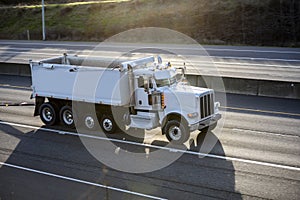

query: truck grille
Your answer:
[200,93,214,119]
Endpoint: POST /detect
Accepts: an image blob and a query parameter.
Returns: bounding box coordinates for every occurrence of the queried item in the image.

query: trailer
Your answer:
[30,54,221,144]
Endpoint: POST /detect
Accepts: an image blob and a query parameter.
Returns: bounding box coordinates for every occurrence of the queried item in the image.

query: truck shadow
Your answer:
[0,123,242,199]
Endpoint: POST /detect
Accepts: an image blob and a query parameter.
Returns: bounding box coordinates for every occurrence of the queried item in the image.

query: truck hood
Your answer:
[160,82,213,125]
[167,82,212,96]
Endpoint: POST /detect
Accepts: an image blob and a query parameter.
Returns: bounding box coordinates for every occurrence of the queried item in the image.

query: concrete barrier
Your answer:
[0,63,31,77]
[187,75,300,100]
[0,62,299,99]
[258,80,299,99]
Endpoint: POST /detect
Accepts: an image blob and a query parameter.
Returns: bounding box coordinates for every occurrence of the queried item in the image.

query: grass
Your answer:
[0,0,299,46]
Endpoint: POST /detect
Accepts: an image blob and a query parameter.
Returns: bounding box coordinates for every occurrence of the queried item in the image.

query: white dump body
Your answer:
[30,55,133,106]
[30,54,221,144]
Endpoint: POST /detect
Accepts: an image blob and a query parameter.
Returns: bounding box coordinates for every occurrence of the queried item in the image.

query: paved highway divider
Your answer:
[0,62,299,99]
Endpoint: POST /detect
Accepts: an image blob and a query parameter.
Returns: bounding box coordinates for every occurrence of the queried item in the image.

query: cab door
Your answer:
[135,76,151,110]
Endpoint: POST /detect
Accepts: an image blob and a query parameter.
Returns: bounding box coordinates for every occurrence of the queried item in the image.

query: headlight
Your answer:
[187,112,198,118]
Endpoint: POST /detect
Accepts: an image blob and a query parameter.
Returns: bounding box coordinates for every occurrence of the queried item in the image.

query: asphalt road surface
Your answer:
[0,75,299,199]
[0,40,300,82]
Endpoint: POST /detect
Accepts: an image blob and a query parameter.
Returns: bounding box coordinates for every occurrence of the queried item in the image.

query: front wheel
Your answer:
[164,120,190,144]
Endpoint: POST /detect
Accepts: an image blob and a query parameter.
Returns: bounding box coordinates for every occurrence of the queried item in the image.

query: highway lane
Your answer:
[1,40,300,64]
[1,40,300,83]
[0,76,299,199]
[0,40,300,60]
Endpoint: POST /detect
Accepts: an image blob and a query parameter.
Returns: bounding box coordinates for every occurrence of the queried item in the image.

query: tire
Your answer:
[164,120,190,144]
[59,105,74,128]
[39,102,58,126]
[100,115,117,134]
[82,113,98,131]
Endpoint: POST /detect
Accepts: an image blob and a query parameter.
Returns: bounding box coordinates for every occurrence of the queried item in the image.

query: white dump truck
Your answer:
[30,54,221,144]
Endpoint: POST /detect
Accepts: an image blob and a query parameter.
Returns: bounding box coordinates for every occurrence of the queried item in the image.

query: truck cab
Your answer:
[127,57,221,144]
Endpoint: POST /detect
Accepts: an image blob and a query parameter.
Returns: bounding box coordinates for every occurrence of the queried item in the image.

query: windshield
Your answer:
[156,76,177,87]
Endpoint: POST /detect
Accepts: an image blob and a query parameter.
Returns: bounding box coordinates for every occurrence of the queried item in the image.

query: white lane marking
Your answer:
[0,161,166,200]
[172,60,300,69]
[0,47,68,51]
[0,41,300,54]
[0,41,92,47]
[215,56,300,62]
[1,49,300,63]
[1,121,300,172]
[232,128,299,139]
[213,61,300,69]
[221,106,300,117]
[0,84,31,90]
[0,51,63,56]
[205,48,300,54]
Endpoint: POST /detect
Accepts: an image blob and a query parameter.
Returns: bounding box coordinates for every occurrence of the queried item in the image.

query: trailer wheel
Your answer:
[39,102,58,126]
[83,114,98,131]
[60,105,74,128]
[164,120,190,144]
[100,115,116,134]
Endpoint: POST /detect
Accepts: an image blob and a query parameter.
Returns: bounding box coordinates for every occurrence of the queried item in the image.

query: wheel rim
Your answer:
[62,109,73,125]
[168,125,182,141]
[42,107,53,122]
[85,116,95,129]
[102,118,113,132]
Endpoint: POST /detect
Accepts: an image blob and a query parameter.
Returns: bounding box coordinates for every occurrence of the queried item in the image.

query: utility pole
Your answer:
[42,0,46,40]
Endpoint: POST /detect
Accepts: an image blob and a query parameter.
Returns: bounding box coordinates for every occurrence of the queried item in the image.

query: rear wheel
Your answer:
[60,105,74,128]
[83,114,98,131]
[39,102,58,126]
[100,115,117,134]
[164,120,190,144]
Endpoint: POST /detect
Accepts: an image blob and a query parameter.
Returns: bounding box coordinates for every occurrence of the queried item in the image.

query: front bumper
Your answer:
[189,113,221,131]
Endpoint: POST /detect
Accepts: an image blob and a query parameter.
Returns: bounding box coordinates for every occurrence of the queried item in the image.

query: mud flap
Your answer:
[34,97,45,116]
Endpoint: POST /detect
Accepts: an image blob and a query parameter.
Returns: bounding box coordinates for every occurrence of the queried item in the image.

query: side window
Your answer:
[149,78,154,89]
[138,76,144,88]
[138,76,153,91]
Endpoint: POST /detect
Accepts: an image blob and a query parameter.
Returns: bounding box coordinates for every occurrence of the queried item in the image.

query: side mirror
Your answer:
[157,55,162,64]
